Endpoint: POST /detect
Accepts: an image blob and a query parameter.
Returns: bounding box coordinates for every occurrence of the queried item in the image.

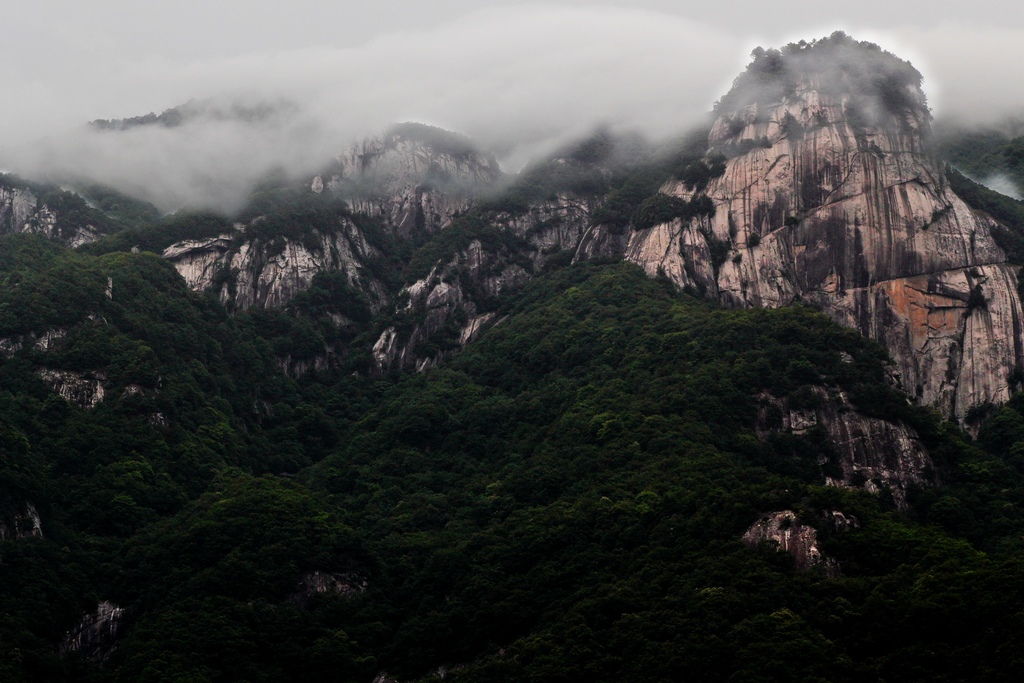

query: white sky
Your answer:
[2,1,1022,210]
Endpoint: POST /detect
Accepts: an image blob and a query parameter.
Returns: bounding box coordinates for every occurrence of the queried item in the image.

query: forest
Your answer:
[5,32,1024,682]
[3,244,1024,680]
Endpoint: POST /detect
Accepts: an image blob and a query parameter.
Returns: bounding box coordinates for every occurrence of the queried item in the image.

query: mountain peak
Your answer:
[604,35,1024,422]
[717,32,927,128]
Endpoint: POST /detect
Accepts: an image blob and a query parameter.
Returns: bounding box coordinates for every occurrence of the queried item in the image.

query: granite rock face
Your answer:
[59,601,125,663]
[371,240,525,373]
[583,41,1024,422]
[162,125,502,315]
[320,123,502,238]
[0,502,43,540]
[163,220,390,312]
[0,182,101,247]
[370,192,596,372]
[756,387,932,508]
[35,368,107,409]
[288,570,368,609]
[0,327,68,359]
[742,510,839,575]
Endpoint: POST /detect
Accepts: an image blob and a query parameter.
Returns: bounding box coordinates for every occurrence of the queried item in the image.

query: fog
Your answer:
[976,175,1023,201]
[2,3,1023,212]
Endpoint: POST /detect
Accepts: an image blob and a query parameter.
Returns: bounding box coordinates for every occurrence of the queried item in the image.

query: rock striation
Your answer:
[371,192,597,372]
[0,181,103,247]
[756,387,932,508]
[0,502,43,540]
[742,510,839,575]
[162,124,503,316]
[59,601,125,663]
[163,220,389,312]
[581,35,1024,422]
[35,368,107,409]
[371,240,526,373]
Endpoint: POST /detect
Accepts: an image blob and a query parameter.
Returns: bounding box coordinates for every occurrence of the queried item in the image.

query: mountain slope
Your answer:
[7,33,1024,681]
[0,175,123,247]
[578,33,1024,422]
[3,249,1024,680]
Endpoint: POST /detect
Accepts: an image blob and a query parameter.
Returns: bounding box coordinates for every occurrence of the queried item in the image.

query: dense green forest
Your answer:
[3,239,1024,680]
[6,38,1024,678]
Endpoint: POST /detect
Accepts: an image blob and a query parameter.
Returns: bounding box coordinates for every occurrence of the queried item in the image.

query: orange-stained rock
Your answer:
[601,65,1024,422]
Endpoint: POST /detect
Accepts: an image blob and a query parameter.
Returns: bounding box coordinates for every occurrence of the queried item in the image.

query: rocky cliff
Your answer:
[318,122,502,238]
[34,38,1021,423]
[0,502,43,540]
[288,570,368,609]
[59,601,125,663]
[365,133,643,372]
[742,510,839,575]
[162,218,390,312]
[0,180,104,247]
[582,34,1024,422]
[161,124,503,316]
[756,386,933,507]
[370,192,600,372]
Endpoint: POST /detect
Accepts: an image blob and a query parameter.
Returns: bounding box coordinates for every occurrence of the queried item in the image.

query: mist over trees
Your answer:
[4,20,1024,683]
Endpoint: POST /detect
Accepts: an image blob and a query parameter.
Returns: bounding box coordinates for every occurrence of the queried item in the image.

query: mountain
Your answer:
[6,32,1024,682]
[15,35,1024,411]
[89,98,302,132]
[153,123,500,315]
[578,34,1024,423]
[0,175,123,247]
[319,122,503,237]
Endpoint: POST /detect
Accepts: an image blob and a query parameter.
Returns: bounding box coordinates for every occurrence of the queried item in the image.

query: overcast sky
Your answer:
[2,1,1023,211]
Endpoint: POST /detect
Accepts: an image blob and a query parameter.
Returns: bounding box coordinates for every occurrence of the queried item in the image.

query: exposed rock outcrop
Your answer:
[372,193,597,372]
[161,234,235,291]
[288,570,368,609]
[494,193,603,270]
[757,387,932,507]
[372,239,528,372]
[742,510,839,575]
[0,328,69,359]
[0,502,43,540]
[162,126,504,317]
[35,368,106,409]
[59,601,125,663]
[826,510,861,533]
[321,123,502,238]
[163,220,389,312]
[582,36,1024,422]
[0,182,102,247]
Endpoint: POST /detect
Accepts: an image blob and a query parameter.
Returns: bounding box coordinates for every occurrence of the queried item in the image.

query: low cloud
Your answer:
[978,175,1023,200]
[875,23,1024,125]
[1,7,740,212]
[2,7,1023,213]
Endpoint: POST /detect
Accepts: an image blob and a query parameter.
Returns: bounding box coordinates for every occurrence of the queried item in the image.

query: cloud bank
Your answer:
[1,6,1023,213]
[1,7,742,212]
